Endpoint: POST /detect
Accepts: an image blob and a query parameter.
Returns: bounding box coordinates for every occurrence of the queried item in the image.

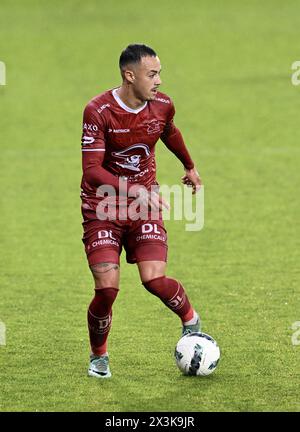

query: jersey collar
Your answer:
[112,88,147,114]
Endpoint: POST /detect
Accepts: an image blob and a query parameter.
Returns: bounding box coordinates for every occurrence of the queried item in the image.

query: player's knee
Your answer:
[90,262,120,289]
[139,261,166,284]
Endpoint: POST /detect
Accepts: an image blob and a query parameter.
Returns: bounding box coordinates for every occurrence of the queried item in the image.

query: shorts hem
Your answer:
[86,248,120,266]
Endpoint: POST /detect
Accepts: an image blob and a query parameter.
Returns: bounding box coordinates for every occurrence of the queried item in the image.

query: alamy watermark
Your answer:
[291,61,300,86]
[0,61,6,85]
[88,180,204,231]
[0,319,6,346]
[291,321,300,346]
[159,184,204,231]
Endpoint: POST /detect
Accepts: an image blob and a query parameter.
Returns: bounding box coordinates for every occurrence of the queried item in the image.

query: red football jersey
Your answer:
[80,87,194,202]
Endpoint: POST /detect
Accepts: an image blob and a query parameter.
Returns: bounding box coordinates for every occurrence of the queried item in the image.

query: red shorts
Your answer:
[81,206,168,266]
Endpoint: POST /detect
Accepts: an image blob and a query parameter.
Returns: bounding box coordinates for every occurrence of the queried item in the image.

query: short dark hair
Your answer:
[119,44,157,70]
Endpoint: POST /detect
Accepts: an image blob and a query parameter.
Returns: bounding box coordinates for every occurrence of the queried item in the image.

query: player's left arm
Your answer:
[160,102,202,194]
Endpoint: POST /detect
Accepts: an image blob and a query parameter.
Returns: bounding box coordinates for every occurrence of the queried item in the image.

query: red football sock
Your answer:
[87,287,119,356]
[181,308,195,323]
[143,276,193,322]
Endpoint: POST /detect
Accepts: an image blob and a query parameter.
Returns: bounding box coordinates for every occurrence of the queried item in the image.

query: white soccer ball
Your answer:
[175,332,220,376]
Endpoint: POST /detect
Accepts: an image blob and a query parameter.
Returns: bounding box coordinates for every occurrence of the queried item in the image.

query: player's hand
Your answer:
[132,186,170,211]
[148,191,170,212]
[181,167,202,194]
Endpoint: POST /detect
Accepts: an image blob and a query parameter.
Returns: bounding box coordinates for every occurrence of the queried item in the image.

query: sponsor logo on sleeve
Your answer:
[82,136,95,145]
[155,97,170,104]
[97,103,110,114]
[83,123,98,132]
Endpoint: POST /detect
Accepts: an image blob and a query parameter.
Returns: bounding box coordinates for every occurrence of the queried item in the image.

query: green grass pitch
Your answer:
[0,0,299,412]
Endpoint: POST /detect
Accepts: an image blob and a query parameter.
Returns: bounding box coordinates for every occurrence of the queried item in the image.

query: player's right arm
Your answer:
[81,104,128,193]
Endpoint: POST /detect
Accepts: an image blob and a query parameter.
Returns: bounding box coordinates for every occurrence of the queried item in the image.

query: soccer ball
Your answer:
[175,332,220,376]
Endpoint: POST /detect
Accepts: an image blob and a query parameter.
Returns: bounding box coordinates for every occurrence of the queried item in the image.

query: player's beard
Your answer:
[146,88,158,101]
[133,85,155,102]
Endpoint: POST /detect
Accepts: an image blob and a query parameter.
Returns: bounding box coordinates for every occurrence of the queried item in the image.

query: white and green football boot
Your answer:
[88,354,111,378]
[182,317,201,337]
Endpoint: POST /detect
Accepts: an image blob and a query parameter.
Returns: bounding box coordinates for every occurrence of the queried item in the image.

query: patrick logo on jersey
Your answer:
[111,143,151,172]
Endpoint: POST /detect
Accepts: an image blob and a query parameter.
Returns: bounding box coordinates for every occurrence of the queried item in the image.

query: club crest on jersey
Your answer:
[146,119,161,135]
[111,144,150,172]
